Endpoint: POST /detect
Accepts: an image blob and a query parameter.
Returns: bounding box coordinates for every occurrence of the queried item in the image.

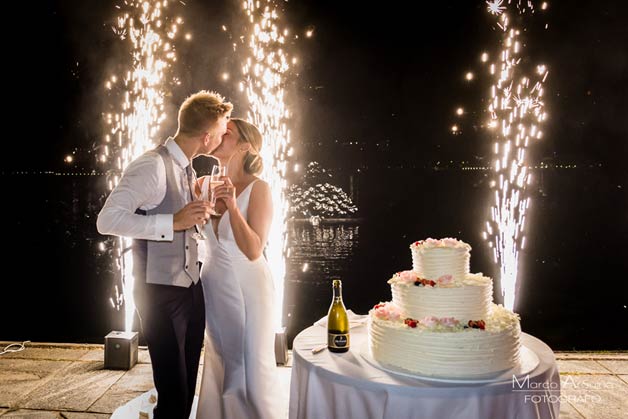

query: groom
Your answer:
[97,91,233,419]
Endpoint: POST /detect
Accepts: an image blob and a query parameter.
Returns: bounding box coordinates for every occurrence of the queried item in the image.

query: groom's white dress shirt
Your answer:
[97,138,193,241]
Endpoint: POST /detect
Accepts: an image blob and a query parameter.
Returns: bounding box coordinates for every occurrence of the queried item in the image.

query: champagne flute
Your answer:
[209,165,227,216]
[192,176,211,241]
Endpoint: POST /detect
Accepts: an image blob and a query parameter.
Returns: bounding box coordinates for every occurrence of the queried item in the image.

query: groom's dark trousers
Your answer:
[134,278,205,419]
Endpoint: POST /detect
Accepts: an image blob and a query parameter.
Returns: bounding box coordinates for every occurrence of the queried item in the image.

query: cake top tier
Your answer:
[410,237,471,252]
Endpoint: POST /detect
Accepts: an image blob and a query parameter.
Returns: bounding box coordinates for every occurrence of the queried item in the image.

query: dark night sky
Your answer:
[1,0,627,347]
[6,0,627,173]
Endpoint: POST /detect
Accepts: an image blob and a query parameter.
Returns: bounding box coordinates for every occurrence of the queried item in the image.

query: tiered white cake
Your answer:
[367,238,521,378]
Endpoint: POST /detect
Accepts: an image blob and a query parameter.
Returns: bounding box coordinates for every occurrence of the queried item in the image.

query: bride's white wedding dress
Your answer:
[196,179,282,419]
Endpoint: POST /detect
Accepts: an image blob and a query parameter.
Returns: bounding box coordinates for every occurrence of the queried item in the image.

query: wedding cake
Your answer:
[367,238,521,378]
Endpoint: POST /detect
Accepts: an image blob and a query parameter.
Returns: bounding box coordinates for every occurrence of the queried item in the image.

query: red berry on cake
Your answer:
[404,318,418,328]
[467,320,486,330]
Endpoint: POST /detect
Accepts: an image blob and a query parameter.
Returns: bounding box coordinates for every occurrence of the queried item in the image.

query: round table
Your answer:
[289,324,560,419]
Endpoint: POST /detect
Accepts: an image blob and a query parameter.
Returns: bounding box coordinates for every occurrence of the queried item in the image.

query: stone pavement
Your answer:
[0,341,626,418]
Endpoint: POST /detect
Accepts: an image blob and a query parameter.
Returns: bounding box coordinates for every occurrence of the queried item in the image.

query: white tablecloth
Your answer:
[289,325,560,419]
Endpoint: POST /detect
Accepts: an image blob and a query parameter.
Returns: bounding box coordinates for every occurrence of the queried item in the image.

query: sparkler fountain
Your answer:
[482,0,548,310]
[238,0,293,332]
[102,0,184,331]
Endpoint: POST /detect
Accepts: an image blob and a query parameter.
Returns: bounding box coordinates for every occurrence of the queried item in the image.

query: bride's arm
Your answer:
[221,179,273,261]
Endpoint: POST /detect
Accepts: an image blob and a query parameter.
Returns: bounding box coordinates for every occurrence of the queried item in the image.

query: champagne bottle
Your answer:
[327,279,350,353]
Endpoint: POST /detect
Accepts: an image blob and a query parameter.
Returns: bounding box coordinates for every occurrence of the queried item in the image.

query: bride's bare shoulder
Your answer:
[250,177,270,196]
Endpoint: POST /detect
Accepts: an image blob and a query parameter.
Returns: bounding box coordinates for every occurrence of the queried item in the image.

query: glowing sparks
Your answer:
[486,0,506,15]
[221,72,230,80]
[64,155,74,163]
[483,2,547,310]
[103,0,182,331]
[465,72,474,81]
[241,0,292,330]
[456,107,464,116]
[481,52,489,62]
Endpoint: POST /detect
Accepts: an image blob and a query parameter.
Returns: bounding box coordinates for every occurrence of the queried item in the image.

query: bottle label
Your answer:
[328,333,350,349]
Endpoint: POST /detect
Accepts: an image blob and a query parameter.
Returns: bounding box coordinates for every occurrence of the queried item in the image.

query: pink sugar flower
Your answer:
[440,317,460,327]
[374,302,402,321]
[374,305,390,319]
[420,316,439,328]
[437,274,454,286]
[388,309,402,321]
[441,238,459,247]
[398,270,417,284]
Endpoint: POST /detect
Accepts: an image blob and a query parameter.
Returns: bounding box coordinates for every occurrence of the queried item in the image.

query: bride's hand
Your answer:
[213,176,237,210]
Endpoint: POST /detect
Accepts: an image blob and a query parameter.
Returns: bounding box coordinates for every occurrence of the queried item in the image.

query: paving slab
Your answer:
[21,361,123,412]
[61,413,110,419]
[0,345,91,362]
[560,375,628,419]
[597,360,628,374]
[106,364,153,393]
[0,410,60,418]
[3,343,627,419]
[87,390,145,415]
[554,352,628,360]
[138,349,151,364]
[557,360,612,374]
[0,359,72,408]
[559,401,585,418]
[77,351,104,362]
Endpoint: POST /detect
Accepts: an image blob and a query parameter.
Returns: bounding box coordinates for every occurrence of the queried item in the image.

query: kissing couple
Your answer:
[98,90,282,419]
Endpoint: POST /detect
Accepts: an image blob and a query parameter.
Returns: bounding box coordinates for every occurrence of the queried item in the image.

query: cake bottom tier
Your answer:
[368,306,522,379]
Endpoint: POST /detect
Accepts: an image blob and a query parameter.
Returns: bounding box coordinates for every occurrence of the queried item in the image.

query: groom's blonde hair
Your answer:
[177,90,233,136]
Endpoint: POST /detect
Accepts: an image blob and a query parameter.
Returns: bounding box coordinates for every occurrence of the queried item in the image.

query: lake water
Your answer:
[2,166,626,350]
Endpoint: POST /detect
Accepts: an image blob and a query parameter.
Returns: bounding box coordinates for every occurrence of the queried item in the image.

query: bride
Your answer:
[196,118,282,419]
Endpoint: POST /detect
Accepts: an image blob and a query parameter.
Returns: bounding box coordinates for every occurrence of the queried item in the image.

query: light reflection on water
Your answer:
[287,221,360,279]
[284,221,361,341]
[4,168,626,350]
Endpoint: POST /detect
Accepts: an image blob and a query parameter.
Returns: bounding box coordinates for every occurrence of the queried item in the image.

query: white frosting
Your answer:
[367,237,522,379]
[389,273,492,324]
[368,304,521,378]
[411,244,470,281]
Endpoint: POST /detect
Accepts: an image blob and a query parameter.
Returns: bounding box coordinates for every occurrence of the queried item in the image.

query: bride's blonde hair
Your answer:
[231,118,264,175]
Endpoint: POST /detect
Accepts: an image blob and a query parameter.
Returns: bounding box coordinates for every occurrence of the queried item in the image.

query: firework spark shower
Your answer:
[239,0,292,329]
[102,0,184,331]
[483,0,549,310]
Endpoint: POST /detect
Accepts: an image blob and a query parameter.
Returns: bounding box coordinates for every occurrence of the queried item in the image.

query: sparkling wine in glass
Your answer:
[209,165,227,216]
[191,175,212,240]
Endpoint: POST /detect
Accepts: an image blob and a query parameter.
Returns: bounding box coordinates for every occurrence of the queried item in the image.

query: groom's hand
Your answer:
[173,201,212,231]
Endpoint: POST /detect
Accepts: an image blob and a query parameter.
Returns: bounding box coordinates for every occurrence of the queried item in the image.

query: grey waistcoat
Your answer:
[132,145,199,287]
